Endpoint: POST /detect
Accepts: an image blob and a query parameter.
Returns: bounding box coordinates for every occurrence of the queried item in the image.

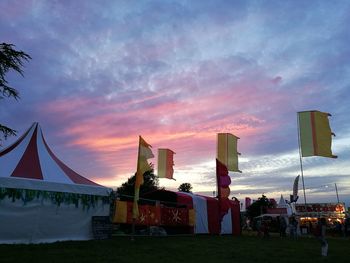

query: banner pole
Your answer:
[335,183,340,203]
[297,113,307,210]
[131,136,142,241]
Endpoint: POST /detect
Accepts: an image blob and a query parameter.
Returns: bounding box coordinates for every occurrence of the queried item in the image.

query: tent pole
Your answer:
[335,183,340,203]
[131,218,135,241]
[297,113,307,211]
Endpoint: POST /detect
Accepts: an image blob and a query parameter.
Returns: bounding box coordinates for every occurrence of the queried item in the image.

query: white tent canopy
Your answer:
[0,123,111,244]
[277,194,293,216]
[0,122,109,196]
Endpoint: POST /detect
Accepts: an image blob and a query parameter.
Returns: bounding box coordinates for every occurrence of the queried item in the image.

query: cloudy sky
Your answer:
[1,0,349,207]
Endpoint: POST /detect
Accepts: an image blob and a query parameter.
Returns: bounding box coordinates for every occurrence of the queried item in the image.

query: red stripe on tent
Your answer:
[191,195,221,234]
[202,196,220,234]
[11,125,43,180]
[176,192,194,209]
[230,199,241,236]
[40,130,99,186]
[0,123,34,157]
[310,111,318,155]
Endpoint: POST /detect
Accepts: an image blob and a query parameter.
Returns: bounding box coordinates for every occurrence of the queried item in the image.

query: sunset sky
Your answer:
[1,0,349,207]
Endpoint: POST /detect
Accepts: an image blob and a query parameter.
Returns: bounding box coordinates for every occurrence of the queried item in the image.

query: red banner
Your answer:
[118,202,161,225]
[114,201,194,227]
[160,207,189,226]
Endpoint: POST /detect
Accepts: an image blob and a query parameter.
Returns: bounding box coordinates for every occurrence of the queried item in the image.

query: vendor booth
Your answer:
[296,203,346,234]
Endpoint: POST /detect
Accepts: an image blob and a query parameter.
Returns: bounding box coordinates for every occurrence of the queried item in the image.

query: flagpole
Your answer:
[335,183,340,203]
[216,134,222,233]
[131,136,142,241]
[216,135,221,199]
[226,133,229,171]
[297,113,307,210]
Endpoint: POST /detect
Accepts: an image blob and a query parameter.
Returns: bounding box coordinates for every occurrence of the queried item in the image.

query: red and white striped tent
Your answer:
[142,190,241,235]
[177,192,241,235]
[0,123,111,244]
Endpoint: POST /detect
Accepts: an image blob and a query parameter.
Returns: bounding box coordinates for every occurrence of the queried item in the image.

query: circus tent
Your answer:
[0,123,111,244]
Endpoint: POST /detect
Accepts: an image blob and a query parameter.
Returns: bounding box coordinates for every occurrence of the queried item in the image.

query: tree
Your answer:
[246,194,274,219]
[117,169,160,198]
[0,43,31,144]
[178,183,193,193]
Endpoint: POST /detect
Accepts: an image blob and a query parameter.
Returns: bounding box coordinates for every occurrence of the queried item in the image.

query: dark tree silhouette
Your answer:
[178,183,193,193]
[0,43,31,144]
[117,170,160,198]
[246,194,274,219]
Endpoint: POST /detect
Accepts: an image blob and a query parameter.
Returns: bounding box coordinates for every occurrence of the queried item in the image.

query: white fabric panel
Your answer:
[36,129,73,184]
[0,177,111,196]
[0,127,35,178]
[0,197,110,244]
[220,208,232,234]
[277,195,293,216]
[180,192,208,234]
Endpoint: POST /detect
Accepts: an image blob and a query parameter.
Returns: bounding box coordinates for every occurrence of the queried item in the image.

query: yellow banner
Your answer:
[217,133,241,172]
[298,111,336,158]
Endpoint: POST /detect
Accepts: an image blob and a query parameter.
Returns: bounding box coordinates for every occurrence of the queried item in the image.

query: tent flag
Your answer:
[216,159,231,219]
[217,133,241,172]
[298,111,337,158]
[216,158,231,188]
[133,136,154,219]
[291,175,300,203]
[157,148,175,180]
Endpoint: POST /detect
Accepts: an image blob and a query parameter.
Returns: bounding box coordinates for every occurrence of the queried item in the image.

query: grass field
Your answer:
[0,234,349,263]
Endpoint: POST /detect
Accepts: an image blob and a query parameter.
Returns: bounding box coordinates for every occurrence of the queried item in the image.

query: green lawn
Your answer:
[0,234,348,263]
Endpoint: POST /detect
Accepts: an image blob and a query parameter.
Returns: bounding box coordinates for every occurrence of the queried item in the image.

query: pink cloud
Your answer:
[37,53,304,183]
[40,90,280,179]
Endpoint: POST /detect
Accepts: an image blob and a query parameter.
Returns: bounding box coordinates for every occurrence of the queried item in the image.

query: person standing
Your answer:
[289,217,297,239]
[315,218,328,257]
[262,220,270,238]
[279,216,287,237]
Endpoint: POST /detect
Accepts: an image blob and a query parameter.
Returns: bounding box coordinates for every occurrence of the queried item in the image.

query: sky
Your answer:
[1,0,350,208]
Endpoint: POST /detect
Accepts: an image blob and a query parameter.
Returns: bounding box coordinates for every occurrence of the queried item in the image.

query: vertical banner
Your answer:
[216,158,231,198]
[216,133,241,223]
[157,148,175,180]
[291,175,300,202]
[216,158,231,219]
[133,136,154,219]
[298,111,337,158]
[217,133,241,172]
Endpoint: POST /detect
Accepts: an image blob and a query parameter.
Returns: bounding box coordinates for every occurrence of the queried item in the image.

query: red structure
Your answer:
[113,190,241,235]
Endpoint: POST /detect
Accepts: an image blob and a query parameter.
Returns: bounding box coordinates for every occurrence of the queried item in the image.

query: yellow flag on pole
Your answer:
[298,111,337,158]
[133,136,154,219]
[217,133,241,172]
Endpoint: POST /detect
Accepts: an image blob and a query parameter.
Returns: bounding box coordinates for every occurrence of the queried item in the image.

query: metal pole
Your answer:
[297,113,307,210]
[335,183,340,203]
[131,136,142,241]
[131,218,135,241]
